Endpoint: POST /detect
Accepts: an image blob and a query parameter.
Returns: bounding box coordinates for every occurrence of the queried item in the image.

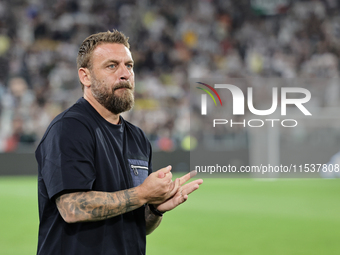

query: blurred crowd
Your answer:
[0,0,340,152]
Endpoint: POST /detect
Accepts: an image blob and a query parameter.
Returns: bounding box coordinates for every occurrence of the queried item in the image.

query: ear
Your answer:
[78,67,91,88]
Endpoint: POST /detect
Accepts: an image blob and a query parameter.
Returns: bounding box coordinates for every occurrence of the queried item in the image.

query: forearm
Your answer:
[56,187,146,223]
[145,204,163,235]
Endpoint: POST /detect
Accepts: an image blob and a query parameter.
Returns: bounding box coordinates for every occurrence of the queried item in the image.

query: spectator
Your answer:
[0,0,339,152]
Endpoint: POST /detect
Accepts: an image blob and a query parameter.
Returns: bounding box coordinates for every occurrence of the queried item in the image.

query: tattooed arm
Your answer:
[56,188,143,223]
[55,166,180,223]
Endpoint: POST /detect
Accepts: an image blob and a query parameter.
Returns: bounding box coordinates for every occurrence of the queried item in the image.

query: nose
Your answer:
[118,64,132,81]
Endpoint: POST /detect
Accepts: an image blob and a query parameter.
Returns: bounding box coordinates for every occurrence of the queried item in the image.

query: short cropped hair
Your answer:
[77,29,130,90]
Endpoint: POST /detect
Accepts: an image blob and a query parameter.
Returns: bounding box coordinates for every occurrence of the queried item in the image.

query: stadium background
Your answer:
[0,0,340,254]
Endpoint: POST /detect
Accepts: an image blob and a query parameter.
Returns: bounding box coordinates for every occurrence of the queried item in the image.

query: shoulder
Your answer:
[36,98,95,149]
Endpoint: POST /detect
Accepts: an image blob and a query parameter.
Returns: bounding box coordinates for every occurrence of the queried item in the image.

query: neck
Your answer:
[84,92,121,125]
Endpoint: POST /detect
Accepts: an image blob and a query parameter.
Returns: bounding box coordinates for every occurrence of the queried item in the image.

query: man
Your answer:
[35,30,203,255]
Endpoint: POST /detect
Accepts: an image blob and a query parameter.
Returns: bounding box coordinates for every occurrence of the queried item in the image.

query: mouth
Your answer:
[114,84,133,91]
[114,87,132,94]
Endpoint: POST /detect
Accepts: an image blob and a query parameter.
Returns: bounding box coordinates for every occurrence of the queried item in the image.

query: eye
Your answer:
[126,63,133,69]
[108,64,116,69]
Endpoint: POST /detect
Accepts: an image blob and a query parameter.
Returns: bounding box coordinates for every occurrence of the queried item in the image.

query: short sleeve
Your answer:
[38,118,96,199]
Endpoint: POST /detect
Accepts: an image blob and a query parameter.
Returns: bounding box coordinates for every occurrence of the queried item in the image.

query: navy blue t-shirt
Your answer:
[36,97,152,255]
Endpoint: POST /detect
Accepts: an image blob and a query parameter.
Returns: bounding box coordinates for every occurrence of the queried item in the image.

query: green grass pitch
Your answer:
[0,176,339,254]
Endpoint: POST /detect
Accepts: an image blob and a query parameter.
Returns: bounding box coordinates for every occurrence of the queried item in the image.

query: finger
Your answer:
[181,188,188,202]
[190,170,197,179]
[182,194,188,201]
[167,175,176,191]
[167,172,173,181]
[177,188,188,205]
[162,172,173,184]
[186,179,203,188]
[168,178,180,198]
[179,170,196,186]
[182,184,199,196]
[182,179,203,195]
[179,170,200,186]
[168,180,175,192]
[157,165,172,178]
[180,172,191,185]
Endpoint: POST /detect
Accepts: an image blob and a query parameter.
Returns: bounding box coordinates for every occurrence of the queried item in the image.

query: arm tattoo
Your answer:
[145,204,162,235]
[56,188,142,223]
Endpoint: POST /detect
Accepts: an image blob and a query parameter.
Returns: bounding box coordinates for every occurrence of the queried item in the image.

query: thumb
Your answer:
[157,165,172,178]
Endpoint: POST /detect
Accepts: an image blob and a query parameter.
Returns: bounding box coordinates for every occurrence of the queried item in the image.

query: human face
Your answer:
[89,43,135,115]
